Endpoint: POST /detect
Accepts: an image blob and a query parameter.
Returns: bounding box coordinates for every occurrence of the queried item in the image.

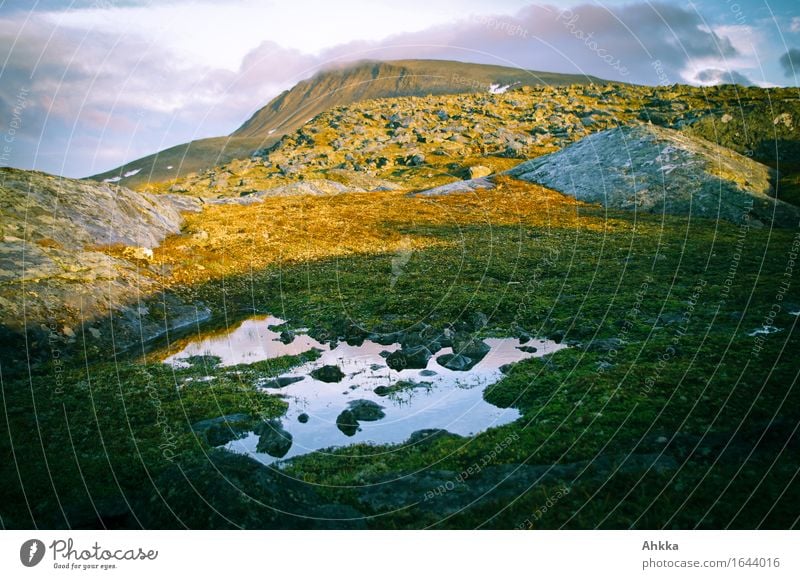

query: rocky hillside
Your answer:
[0,167,201,339]
[88,60,606,188]
[137,82,800,215]
[233,59,603,138]
[506,125,800,227]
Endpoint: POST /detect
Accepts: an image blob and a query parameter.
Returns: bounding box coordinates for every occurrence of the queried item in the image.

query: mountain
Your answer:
[233,59,605,138]
[88,59,607,188]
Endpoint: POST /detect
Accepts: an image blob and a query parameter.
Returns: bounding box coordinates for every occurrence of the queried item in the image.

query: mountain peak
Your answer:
[89,59,606,186]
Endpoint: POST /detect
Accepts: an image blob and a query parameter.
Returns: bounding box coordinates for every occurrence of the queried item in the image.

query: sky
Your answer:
[1,0,799,178]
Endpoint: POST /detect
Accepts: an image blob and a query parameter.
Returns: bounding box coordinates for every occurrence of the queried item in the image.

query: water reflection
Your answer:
[165,316,567,464]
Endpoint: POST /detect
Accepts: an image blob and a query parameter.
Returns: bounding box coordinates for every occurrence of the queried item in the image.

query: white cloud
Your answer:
[43,0,527,70]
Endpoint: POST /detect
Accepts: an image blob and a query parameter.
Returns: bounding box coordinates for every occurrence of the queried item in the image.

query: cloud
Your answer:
[694,68,754,86]
[0,1,785,178]
[780,49,800,77]
[791,17,800,34]
[0,13,313,176]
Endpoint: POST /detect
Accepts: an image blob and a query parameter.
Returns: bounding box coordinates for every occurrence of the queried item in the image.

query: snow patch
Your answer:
[488,82,520,94]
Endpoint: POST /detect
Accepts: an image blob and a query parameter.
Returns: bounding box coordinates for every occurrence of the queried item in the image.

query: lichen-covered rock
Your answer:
[0,167,202,338]
[507,125,800,227]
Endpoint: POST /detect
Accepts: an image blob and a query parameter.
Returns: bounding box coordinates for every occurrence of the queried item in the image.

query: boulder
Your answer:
[506,124,800,227]
[254,420,293,458]
[468,165,492,179]
[406,153,426,166]
[436,353,474,371]
[336,409,360,437]
[310,365,345,383]
[348,399,386,421]
[386,346,432,370]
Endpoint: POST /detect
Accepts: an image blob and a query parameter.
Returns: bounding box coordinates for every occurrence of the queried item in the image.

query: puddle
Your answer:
[165,316,567,465]
[163,316,321,367]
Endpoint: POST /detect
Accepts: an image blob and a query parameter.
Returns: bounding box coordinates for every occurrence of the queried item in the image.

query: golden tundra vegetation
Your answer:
[108,81,800,288]
[145,177,621,286]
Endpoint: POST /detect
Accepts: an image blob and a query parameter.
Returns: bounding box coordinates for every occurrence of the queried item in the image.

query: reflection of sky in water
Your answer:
[165,316,567,465]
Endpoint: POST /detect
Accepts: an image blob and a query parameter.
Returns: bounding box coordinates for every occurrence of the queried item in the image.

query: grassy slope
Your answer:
[87,136,269,189]
[1,178,798,529]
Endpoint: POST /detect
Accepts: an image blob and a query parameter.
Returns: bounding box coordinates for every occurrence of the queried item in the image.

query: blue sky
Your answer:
[1,0,799,177]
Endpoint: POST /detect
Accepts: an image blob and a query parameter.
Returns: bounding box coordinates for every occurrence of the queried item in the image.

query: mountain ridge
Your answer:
[88,59,608,187]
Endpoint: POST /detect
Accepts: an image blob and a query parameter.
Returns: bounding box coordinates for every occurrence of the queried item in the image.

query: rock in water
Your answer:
[336,409,360,437]
[348,399,386,421]
[386,346,433,370]
[255,420,293,458]
[452,335,491,362]
[506,124,800,227]
[260,376,304,389]
[191,414,253,446]
[310,365,346,383]
[436,353,474,371]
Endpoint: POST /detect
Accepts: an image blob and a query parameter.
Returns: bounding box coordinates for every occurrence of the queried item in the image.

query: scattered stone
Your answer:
[310,365,346,383]
[255,420,293,458]
[348,399,386,421]
[436,353,474,371]
[261,376,305,389]
[336,409,360,437]
[468,165,492,179]
[386,346,432,370]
